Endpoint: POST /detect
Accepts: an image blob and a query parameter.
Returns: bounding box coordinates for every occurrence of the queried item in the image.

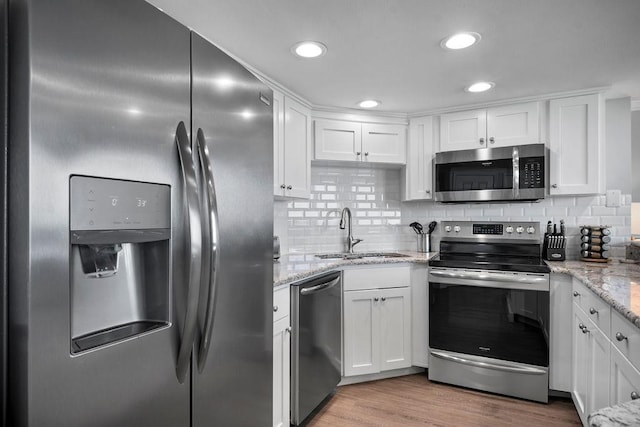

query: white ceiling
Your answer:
[146,0,640,114]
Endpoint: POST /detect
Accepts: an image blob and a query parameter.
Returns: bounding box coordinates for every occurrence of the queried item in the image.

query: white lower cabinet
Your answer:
[273,286,290,427]
[572,302,610,426]
[610,345,640,406]
[343,266,412,377]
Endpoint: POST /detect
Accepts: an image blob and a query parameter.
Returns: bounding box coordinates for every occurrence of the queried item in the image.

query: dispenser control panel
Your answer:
[70,176,170,231]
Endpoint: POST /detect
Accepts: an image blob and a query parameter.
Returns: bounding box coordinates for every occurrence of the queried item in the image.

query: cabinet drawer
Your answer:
[343,266,411,291]
[611,309,640,371]
[572,279,610,335]
[273,286,290,322]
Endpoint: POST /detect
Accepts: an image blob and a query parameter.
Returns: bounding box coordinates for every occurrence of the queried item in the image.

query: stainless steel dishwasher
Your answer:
[290,270,342,426]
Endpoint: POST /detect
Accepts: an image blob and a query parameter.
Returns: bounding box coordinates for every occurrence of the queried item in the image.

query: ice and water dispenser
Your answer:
[69,176,171,354]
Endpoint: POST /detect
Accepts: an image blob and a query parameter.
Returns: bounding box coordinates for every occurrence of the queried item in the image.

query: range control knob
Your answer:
[454,225,461,233]
[444,225,452,232]
[505,226,514,234]
[526,226,536,234]
[516,226,525,234]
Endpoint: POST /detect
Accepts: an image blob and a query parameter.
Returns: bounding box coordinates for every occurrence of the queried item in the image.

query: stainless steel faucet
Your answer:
[339,207,362,253]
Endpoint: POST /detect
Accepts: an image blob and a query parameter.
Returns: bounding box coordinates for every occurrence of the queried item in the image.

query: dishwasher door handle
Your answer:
[300,276,340,296]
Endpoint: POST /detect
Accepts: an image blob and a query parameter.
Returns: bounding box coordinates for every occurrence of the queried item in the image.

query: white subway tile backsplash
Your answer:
[273,165,631,258]
[592,206,617,216]
[544,207,569,217]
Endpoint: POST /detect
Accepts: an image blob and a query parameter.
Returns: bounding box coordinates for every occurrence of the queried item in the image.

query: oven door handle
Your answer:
[429,269,548,285]
[430,350,547,375]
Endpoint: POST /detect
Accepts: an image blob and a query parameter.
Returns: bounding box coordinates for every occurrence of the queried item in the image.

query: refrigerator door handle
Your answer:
[195,128,220,373]
[175,121,203,384]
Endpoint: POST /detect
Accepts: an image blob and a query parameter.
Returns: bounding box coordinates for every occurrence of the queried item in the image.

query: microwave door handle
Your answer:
[175,121,203,384]
[195,128,220,374]
[512,146,520,199]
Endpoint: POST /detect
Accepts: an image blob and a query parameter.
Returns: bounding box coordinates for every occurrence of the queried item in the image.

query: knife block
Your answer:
[543,233,566,261]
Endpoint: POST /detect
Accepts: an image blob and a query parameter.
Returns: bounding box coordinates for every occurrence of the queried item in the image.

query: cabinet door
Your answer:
[549,93,603,195]
[379,287,411,372]
[283,96,311,198]
[314,119,362,161]
[587,320,611,415]
[343,289,379,377]
[486,102,539,148]
[273,316,290,427]
[273,90,285,196]
[610,346,640,406]
[572,306,589,425]
[404,116,434,200]
[362,124,406,164]
[439,109,486,151]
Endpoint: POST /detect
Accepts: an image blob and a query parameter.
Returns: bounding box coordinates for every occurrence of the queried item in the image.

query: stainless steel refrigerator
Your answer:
[1,1,274,426]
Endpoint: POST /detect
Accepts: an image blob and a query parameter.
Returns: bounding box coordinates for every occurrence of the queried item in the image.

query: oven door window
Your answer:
[429,283,549,367]
[435,159,513,192]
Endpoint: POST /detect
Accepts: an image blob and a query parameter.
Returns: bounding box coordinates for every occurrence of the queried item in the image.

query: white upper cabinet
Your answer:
[273,91,311,199]
[439,102,540,152]
[549,93,603,195]
[313,119,362,161]
[361,123,406,164]
[314,119,406,164]
[403,116,434,201]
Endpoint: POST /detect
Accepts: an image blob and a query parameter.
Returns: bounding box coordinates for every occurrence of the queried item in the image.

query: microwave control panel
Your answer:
[520,157,544,188]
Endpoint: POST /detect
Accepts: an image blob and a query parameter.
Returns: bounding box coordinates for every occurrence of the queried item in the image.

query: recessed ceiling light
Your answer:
[358,100,380,109]
[466,82,495,93]
[441,32,481,50]
[291,41,327,58]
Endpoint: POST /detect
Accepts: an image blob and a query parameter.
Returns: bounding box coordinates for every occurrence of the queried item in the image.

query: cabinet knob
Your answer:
[356,151,362,156]
[286,185,293,190]
[631,391,639,400]
[573,291,580,297]
[364,152,369,156]
[616,332,628,342]
[285,326,292,334]
[374,297,379,302]
[425,190,431,194]
[489,137,495,144]
[280,184,286,189]
[273,305,278,312]
[589,307,598,315]
[580,324,590,334]
[552,184,558,189]
[381,297,386,302]
[479,138,485,145]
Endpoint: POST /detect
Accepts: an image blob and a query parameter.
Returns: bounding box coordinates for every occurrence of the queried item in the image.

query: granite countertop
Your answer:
[547,260,640,329]
[588,398,640,426]
[273,250,434,287]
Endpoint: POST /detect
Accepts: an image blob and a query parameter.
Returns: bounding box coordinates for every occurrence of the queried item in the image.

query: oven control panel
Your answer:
[441,221,540,241]
[473,223,503,235]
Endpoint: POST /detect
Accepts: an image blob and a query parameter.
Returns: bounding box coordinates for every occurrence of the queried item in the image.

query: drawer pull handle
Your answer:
[616,332,628,342]
[589,307,598,315]
[631,391,639,400]
[573,291,580,297]
[273,305,278,312]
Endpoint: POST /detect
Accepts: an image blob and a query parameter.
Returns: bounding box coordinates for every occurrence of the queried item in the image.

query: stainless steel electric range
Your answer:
[428,221,551,403]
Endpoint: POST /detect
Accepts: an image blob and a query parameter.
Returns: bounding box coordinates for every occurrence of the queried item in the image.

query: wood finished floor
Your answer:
[306,374,581,427]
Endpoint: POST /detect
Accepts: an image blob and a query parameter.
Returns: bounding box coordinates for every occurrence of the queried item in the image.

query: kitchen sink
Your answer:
[315,252,410,260]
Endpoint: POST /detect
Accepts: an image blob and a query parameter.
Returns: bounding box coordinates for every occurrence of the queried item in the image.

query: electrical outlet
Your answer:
[606,189,622,207]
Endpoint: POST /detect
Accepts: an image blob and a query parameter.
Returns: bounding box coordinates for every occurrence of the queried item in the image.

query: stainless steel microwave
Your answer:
[434,143,545,203]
